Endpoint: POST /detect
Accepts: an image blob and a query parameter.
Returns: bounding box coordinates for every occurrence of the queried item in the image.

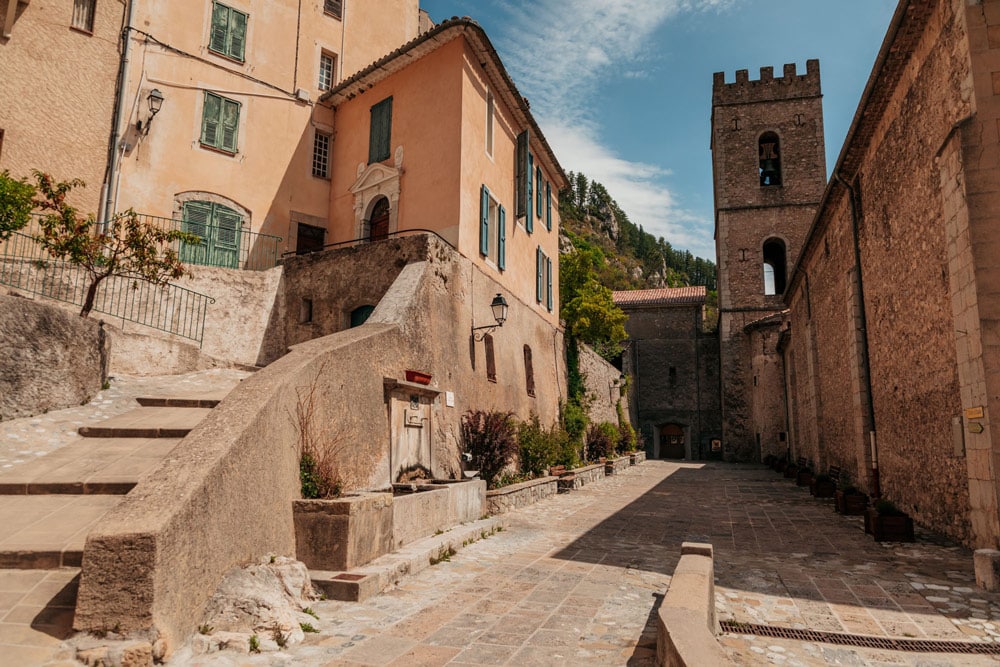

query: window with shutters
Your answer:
[318,52,336,91]
[515,130,529,218]
[200,92,241,154]
[72,0,96,33]
[323,0,342,20]
[478,185,506,270]
[0,130,4,161]
[523,345,535,397]
[208,2,248,62]
[545,181,552,231]
[312,131,330,178]
[536,247,552,312]
[535,166,543,217]
[526,153,534,232]
[180,200,243,269]
[368,97,392,164]
[484,334,497,383]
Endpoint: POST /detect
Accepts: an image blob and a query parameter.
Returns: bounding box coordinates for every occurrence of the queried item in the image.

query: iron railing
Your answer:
[281,227,457,257]
[132,211,283,271]
[0,219,214,345]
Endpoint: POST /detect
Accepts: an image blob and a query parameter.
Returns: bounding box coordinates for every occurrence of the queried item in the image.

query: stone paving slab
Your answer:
[0,496,120,568]
[0,437,180,494]
[0,568,78,666]
[78,406,213,438]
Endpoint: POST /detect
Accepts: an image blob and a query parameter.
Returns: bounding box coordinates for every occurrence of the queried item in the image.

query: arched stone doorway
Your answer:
[659,423,687,459]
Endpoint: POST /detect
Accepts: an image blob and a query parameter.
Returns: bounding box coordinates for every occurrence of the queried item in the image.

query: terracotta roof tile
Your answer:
[612,286,706,307]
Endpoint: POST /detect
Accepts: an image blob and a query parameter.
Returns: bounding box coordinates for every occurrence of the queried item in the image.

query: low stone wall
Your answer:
[605,456,631,475]
[557,463,605,492]
[631,451,647,465]
[0,293,109,420]
[656,542,729,666]
[293,493,393,571]
[393,480,486,549]
[486,476,558,515]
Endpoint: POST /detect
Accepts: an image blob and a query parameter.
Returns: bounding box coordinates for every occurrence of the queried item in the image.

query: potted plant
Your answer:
[810,473,837,498]
[835,485,869,515]
[869,499,915,542]
[783,461,799,479]
[796,466,814,487]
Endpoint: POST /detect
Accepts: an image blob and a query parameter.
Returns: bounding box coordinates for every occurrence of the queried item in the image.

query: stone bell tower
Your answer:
[711,60,827,461]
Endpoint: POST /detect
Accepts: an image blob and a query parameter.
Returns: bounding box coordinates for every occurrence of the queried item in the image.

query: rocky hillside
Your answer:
[559,171,716,293]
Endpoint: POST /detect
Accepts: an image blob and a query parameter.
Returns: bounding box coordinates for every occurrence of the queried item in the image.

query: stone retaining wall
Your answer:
[630,451,646,465]
[605,456,630,475]
[557,463,605,492]
[486,476,558,515]
[657,542,729,666]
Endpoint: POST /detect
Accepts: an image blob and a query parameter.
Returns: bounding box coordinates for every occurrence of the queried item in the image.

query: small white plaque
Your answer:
[445,391,455,407]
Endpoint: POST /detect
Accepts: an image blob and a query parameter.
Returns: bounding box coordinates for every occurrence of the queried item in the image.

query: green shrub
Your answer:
[586,422,619,461]
[518,415,555,477]
[561,399,588,446]
[461,410,518,490]
[875,499,905,516]
[615,400,636,454]
[550,425,580,469]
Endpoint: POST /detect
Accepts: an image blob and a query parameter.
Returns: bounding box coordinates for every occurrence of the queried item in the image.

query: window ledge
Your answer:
[69,26,94,36]
[323,11,343,21]
[199,143,238,157]
[207,48,246,66]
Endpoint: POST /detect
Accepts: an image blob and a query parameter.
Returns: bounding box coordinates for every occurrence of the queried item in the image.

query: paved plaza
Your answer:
[173,461,1000,667]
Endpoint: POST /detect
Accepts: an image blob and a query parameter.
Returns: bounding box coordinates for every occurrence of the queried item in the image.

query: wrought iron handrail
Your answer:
[281,227,457,257]
[0,219,215,345]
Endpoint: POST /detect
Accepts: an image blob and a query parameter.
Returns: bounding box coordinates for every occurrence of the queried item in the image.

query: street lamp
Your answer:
[137,89,165,135]
[472,293,509,341]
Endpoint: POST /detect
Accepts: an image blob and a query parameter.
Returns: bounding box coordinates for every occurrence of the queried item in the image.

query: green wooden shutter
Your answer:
[212,205,242,268]
[526,153,534,233]
[181,201,212,265]
[201,92,221,147]
[498,205,506,270]
[536,247,543,302]
[536,166,542,216]
[479,185,489,256]
[515,130,529,218]
[369,97,392,163]
[210,3,229,54]
[221,98,240,153]
[546,257,553,311]
[546,181,552,230]
[228,8,247,61]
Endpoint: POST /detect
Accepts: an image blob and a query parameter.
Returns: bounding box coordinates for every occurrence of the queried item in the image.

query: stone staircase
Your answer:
[0,381,239,664]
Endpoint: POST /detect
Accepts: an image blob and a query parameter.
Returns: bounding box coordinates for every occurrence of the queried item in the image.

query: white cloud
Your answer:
[492,0,732,259]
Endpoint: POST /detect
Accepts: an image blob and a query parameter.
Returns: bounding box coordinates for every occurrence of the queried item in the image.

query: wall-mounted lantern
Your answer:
[471,293,508,341]
[136,89,165,135]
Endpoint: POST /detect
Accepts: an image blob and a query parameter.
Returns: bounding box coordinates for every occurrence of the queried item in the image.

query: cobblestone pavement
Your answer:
[172,462,1000,666]
[0,369,250,472]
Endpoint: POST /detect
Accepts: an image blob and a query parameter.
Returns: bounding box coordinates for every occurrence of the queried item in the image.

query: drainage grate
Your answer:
[720,621,1000,655]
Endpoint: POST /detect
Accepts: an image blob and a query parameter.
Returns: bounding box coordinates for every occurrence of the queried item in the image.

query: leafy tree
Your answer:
[562,278,627,360]
[31,171,198,317]
[0,170,35,241]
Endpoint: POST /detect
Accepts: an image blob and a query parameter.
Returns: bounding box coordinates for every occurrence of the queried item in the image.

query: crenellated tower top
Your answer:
[713,60,821,105]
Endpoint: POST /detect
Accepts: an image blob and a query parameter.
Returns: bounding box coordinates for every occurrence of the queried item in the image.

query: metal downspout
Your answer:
[101,0,136,225]
[834,173,881,498]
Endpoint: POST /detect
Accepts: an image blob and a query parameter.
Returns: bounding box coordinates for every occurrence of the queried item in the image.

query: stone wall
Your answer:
[784,0,982,546]
[74,236,568,650]
[558,463,605,492]
[0,293,109,420]
[577,342,629,426]
[485,476,557,515]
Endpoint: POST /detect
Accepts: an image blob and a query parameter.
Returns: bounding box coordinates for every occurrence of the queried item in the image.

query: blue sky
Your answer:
[418,0,898,260]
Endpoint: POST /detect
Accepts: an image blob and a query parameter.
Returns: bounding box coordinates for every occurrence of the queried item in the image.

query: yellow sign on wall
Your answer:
[965,406,985,420]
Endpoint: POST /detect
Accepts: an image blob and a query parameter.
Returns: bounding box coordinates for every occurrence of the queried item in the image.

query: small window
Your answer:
[485,92,494,157]
[669,367,677,387]
[319,52,336,91]
[323,0,342,20]
[478,185,506,269]
[763,238,787,295]
[484,334,497,383]
[758,131,781,186]
[312,131,330,178]
[299,298,313,324]
[524,345,535,397]
[200,92,241,153]
[368,97,392,164]
[72,0,96,33]
[295,222,325,254]
[209,2,248,63]
[536,247,552,311]
[350,305,375,327]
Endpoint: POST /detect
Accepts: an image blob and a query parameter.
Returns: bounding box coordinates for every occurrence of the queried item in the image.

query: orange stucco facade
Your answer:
[325,26,565,325]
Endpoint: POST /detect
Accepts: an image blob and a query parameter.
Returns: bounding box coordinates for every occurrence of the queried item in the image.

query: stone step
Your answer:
[135,394,225,409]
[78,406,213,438]
[0,495,120,568]
[310,516,508,602]
[0,437,180,495]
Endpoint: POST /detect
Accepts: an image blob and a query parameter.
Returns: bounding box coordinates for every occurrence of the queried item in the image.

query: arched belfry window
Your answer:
[763,238,787,295]
[759,132,782,186]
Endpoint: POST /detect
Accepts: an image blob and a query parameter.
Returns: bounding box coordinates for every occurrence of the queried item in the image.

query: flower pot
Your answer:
[796,471,814,487]
[783,464,799,479]
[872,513,915,542]
[810,479,837,498]
[404,370,432,385]
[835,490,869,515]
